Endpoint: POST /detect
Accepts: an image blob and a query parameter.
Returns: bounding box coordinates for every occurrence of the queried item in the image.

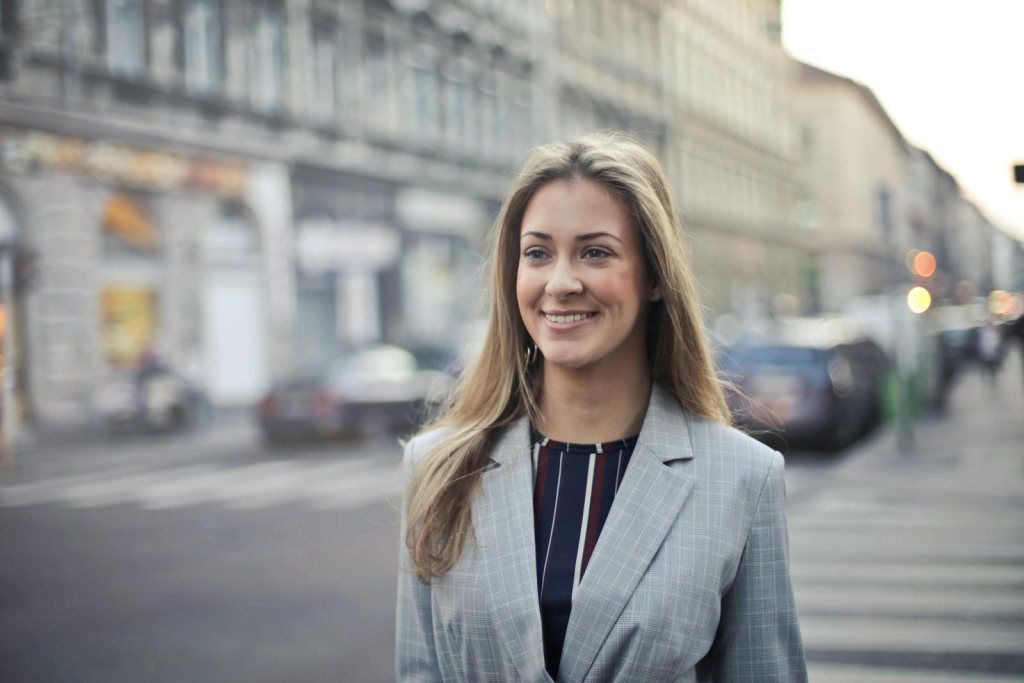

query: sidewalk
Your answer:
[790,344,1024,682]
[2,407,260,481]
[833,343,1024,501]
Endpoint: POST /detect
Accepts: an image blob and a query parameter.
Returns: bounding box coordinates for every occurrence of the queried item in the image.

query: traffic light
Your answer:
[1015,164,1024,184]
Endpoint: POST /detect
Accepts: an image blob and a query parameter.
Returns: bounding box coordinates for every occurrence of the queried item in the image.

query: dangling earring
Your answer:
[524,342,538,365]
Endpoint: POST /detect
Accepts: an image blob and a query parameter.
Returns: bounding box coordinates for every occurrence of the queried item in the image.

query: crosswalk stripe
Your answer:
[139,466,263,510]
[802,495,1019,516]
[791,539,1024,562]
[790,561,1024,587]
[307,467,403,510]
[789,515,1024,532]
[787,470,1024,680]
[799,614,1024,654]
[794,583,1024,618]
[808,663,1024,683]
[62,465,222,508]
[0,458,403,511]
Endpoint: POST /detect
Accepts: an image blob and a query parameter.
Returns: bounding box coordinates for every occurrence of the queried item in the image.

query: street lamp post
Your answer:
[879,185,915,453]
[0,243,15,471]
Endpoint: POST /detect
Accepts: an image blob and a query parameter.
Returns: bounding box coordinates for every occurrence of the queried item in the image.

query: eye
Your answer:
[523,248,548,260]
[583,247,611,259]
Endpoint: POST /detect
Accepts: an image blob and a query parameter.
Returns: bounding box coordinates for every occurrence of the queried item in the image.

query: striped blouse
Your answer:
[531,429,639,679]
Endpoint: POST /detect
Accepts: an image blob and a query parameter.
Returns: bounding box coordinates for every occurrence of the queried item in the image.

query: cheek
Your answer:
[593,269,638,307]
[516,269,539,310]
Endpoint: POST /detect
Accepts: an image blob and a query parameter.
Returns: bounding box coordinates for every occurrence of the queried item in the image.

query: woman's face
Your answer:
[516,179,662,373]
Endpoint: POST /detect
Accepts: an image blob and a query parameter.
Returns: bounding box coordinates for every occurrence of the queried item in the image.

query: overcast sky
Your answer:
[782,0,1024,240]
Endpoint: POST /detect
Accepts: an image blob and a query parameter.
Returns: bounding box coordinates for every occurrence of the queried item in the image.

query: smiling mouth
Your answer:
[543,312,598,323]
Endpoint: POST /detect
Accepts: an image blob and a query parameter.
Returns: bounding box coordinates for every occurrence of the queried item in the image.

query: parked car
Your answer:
[719,336,888,451]
[256,345,453,445]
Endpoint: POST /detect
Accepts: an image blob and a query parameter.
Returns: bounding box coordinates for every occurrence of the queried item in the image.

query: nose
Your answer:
[544,258,583,299]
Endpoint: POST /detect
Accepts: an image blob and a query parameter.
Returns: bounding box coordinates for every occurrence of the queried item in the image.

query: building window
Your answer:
[459,80,477,155]
[440,73,462,154]
[512,84,532,159]
[801,124,814,159]
[311,20,339,119]
[184,0,221,93]
[107,0,146,77]
[478,78,497,160]
[363,30,394,137]
[408,56,439,147]
[249,1,285,112]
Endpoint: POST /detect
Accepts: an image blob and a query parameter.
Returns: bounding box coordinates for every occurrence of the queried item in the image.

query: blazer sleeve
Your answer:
[701,451,808,682]
[395,439,444,683]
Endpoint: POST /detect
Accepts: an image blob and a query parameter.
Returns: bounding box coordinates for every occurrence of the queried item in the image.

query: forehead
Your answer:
[520,179,633,239]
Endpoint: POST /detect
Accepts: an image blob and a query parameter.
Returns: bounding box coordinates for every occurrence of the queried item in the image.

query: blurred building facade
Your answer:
[547,0,805,319]
[0,0,536,428]
[2,0,1018,432]
[795,62,911,313]
[795,61,1013,313]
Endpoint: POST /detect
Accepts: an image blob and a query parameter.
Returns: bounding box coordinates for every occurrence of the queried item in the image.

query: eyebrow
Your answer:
[521,231,624,245]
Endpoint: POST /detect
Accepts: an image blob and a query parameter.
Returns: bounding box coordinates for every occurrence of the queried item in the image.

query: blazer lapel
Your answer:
[475,417,553,683]
[557,384,696,683]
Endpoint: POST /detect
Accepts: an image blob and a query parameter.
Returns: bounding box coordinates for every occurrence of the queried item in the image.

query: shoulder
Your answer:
[402,426,455,472]
[683,412,784,494]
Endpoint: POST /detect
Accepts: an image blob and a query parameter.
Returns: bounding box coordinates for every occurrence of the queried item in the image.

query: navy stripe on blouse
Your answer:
[531,429,638,679]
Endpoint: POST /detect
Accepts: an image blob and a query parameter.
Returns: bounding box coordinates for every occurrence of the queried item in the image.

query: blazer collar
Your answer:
[487,382,696,467]
[475,382,697,683]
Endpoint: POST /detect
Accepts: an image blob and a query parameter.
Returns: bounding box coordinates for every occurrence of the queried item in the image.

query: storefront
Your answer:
[395,187,490,361]
[0,124,279,425]
[201,204,271,406]
[291,167,400,372]
[0,186,27,443]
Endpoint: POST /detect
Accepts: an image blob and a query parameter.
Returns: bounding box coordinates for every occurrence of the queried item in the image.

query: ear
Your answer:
[648,281,663,302]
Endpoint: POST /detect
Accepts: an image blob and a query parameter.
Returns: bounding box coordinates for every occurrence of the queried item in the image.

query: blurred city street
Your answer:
[1,351,1022,682]
[1,0,1023,680]
[791,346,1024,682]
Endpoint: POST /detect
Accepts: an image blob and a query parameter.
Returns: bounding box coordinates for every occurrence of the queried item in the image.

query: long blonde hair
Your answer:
[404,132,731,583]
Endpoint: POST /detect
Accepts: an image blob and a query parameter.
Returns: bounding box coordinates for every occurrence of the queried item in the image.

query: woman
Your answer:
[397,133,807,683]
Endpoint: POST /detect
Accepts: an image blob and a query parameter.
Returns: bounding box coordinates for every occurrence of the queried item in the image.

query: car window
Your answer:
[725,345,828,368]
[330,347,417,381]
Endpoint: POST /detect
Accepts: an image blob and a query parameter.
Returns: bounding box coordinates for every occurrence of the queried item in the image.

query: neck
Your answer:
[535,358,653,445]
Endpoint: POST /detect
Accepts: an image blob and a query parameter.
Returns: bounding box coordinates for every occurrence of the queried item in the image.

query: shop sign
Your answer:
[0,125,247,197]
[296,219,400,273]
[101,286,157,368]
[395,188,487,237]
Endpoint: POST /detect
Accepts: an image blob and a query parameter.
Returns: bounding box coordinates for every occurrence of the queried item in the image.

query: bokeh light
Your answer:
[907,286,932,314]
[989,290,1016,316]
[913,251,937,277]
[904,249,920,274]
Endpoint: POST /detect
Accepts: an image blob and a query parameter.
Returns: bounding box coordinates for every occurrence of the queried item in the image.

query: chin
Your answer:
[540,350,594,370]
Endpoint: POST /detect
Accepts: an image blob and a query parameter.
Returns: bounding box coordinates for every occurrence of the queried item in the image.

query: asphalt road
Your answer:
[1,355,1021,683]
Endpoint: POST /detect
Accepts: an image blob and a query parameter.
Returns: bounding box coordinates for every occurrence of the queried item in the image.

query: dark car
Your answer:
[256,345,453,445]
[720,337,888,451]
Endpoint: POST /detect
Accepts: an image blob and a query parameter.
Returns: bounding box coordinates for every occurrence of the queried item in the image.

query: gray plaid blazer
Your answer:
[396,383,807,682]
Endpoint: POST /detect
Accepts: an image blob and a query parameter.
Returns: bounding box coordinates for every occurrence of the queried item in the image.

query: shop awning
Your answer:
[103,193,160,251]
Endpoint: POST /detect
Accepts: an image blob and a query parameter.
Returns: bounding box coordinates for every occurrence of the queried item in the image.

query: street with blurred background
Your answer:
[1,0,1023,681]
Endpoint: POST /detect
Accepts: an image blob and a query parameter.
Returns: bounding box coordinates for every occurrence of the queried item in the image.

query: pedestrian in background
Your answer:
[1006,313,1024,403]
[396,133,806,682]
[978,320,1003,391]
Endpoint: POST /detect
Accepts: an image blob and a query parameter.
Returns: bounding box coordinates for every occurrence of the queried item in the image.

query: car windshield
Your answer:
[722,345,827,370]
[288,347,417,386]
[328,347,417,382]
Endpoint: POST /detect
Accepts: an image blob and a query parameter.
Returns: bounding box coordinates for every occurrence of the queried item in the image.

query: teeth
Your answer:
[546,313,594,323]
